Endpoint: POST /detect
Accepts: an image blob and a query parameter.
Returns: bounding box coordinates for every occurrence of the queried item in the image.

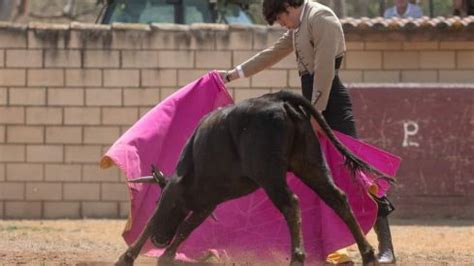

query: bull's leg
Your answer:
[115,210,162,266]
[262,182,305,266]
[292,161,377,265]
[159,206,215,263]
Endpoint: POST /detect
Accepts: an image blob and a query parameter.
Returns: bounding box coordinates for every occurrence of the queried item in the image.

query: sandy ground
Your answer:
[0,219,473,265]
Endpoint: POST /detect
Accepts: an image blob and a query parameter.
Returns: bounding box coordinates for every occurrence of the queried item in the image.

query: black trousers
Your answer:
[301,73,394,217]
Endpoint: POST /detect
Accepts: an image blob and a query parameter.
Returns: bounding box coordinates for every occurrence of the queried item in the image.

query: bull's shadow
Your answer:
[116,91,393,266]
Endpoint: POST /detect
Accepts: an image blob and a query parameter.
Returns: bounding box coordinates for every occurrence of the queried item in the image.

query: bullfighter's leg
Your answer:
[159,206,216,262]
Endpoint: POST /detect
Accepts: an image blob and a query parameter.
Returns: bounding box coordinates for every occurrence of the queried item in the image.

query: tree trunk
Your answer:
[332,0,346,18]
[354,0,369,17]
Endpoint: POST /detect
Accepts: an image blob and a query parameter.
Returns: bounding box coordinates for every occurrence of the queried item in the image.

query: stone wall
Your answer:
[0,21,473,219]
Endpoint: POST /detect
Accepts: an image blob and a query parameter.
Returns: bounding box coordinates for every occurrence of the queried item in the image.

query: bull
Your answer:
[116,90,394,266]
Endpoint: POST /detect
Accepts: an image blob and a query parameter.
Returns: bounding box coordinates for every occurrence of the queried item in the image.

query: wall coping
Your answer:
[0,16,473,42]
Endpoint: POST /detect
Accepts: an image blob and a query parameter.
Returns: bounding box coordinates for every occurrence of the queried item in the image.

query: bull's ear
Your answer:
[128,176,157,183]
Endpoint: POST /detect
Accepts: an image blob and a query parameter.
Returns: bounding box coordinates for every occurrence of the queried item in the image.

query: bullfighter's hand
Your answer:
[217,69,238,83]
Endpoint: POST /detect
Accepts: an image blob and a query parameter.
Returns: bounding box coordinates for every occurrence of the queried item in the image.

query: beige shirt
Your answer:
[238,1,346,111]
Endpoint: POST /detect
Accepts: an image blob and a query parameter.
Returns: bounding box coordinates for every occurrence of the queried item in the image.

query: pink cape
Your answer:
[101,71,400,263]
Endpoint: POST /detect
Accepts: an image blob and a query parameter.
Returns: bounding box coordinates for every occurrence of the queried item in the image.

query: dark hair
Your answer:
[262,0,304,25]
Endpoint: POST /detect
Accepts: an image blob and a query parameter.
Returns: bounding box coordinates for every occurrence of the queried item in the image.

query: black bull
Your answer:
[116,91,394,266]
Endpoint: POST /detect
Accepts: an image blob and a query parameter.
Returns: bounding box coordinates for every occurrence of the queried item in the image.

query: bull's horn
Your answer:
[128,176,156,183]
[151,164,167,189]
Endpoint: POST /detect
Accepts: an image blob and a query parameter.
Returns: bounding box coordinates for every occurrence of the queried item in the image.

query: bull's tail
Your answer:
[277,90,396,184]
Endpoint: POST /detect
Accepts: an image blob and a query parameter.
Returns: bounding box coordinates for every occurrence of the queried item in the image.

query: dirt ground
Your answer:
[0,219,473,265]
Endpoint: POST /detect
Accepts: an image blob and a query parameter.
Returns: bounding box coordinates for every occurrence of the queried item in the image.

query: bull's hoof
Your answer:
[290,248,305,266]
[377,249,396,264]
[362,249,378,266]
[115,252,135,266]
[151,234,171,248]
[158,254,176,266]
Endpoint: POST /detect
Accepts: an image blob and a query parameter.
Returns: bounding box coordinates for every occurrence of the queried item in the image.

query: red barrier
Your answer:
[349,84,474,219]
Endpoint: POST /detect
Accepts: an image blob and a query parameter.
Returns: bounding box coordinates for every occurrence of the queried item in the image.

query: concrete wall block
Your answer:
[104,69,140,87]
[288,70,301,87]
[345,42,365,50]
[234,88,271,103]
[0,182,25,200]
[177,70,208,86]
[6,163,43,181]
[48,88,84,106]
[346,51,382,69]
[403,42,439,50]
[252,28,285,50]
[66,69,102,87]
[5,201,42,219]
[439,70,474,83]
[0,88,6,105]
[216,30,253,50]
[65,145,102,163]
[439,41,474,50]
[45,164,81,182]
[147,30,215,50]
[0,163,4,180]
[0,144,25,162]
[158,51,194,68]
[119,201,130,218]
[83,164,120,182]
[82,202,118,218]
[7,126,44,144]
[339,70,364,83]
[420,51,455,69]
[26,145,63,163]
[44,202,80,218]
[28,69,64,87]
[0,69,26,86]
[251,70,287,87]
[160,88,180,101]
[0,28,27,48]
[0,107,25,124]
[195,51,231,68]
[456,51,474,69]
[122,51,160,68]
[383,51,420,69]
[64,183,100,200]
[232,51,254,66]
[141,69,177,87]
[0,126,4,143]
[86,88,122,106]
[6,50,42,67]
[64,107,101,125]
[44,50,82,68]
[26,107,62,125]
[84,50,120,68]
[28,28,69,49]
[123,88,160,106]
[365,41,402,50]
[102,107,138,126]
[363,70,400,82]
[401,70,438,82]
[101,183,129,201]
[83,126,120,144]
[0,29,27,48]
[46,126,82,144]
[26,182,62,200]
[9,88,46,106]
